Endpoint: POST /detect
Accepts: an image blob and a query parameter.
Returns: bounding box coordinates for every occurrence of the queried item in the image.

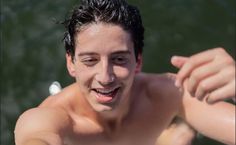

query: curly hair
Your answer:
[62,0,144,61]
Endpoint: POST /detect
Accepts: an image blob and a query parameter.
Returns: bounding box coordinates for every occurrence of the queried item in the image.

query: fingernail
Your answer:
[206,97,214,104]
[178,86,183,92]
[175,80,180,87]
[190,92,195,97]
[197,96,203,101]
[171,56,178,61]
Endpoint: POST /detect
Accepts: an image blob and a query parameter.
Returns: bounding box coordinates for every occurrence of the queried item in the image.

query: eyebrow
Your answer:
[111,50,131,55]
[77,50,131,57]
[78,52,98,57]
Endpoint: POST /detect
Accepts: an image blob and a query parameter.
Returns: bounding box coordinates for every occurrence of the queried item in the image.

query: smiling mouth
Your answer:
[92,87,120,103]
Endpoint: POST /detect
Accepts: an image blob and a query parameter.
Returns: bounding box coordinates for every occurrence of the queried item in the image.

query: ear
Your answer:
[66,53,76,77]
[135,54,143,73]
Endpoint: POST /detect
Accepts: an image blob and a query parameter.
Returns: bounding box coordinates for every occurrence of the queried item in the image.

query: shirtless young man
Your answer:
[14,0,235,145]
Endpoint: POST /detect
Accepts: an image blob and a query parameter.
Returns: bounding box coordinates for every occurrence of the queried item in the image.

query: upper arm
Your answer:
[178,82,235,145]
[14,107,70,145]
[147,73,182,107]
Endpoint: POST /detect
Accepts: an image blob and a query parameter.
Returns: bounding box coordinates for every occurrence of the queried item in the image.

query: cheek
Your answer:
[75,67,95,86]
[113,65,135,79]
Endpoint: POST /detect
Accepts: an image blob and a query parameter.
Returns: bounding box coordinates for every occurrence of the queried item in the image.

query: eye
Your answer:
[112,56,128,65]
[81,58,98,66]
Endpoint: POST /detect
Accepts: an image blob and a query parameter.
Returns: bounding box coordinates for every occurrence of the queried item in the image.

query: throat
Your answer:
[101,100,133,138]
[102,119,122,139]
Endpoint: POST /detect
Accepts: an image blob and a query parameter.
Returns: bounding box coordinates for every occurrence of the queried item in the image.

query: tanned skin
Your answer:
[15,23,235,145]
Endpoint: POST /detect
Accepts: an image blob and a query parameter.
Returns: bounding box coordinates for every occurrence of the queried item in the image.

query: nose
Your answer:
[95,61,115,85]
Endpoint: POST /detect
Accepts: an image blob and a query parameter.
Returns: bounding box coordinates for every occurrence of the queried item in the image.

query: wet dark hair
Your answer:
[62,0,144,61]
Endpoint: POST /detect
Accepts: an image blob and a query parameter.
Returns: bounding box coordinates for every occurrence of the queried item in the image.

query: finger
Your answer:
[194,71,230,100]
[194,84,208,101]
[187,61,224,95]
[171,56,188,69]
[206,80,235,104]
[176,49,221,87]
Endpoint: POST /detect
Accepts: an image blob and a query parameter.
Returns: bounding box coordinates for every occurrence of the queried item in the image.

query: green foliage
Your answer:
[1,0,235,144]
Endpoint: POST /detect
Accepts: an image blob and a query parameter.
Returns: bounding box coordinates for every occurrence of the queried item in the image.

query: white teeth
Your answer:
[94,87,118,94]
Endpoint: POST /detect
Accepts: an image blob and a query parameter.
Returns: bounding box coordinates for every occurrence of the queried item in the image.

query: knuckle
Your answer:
[190,71,199,81]
[213,48,227,59]
[187,59,196,66]
[214,47,225,53]
[224,57,235,66]
[178,63,194,78]
[198,82,208,92]
[184,61,195,71]
[225,66,235,76]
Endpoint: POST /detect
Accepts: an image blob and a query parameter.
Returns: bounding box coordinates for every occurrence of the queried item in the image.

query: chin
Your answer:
[93,103,117,112]
[92,103,121,118]
[99,109,121,120]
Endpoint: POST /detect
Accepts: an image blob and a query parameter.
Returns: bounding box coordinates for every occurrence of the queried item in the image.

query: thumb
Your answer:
[171,56,188,69]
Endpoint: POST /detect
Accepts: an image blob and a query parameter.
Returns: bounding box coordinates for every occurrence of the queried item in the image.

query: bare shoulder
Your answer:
[137,72,182,107]
[39,83,79,107]
[14,107,71,145]
[138,72,179,96]
[14,84,80,145]
[137,72,176,84]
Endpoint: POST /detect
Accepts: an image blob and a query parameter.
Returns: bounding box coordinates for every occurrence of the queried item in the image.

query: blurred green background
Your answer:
[1,0,235,145]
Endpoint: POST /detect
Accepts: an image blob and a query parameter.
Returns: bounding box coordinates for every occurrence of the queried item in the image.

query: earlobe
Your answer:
[135,54,142,73]
[66,54,76,77]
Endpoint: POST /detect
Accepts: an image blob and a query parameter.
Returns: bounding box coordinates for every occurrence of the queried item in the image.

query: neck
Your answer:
[95,85,136,137]
[71,83,135,136]
[97,93,132,137]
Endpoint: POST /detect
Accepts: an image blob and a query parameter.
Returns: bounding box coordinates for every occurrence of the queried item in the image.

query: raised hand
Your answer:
[171,48,235,103]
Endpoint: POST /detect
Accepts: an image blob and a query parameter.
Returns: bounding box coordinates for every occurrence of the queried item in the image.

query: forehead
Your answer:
[74,23,134,53]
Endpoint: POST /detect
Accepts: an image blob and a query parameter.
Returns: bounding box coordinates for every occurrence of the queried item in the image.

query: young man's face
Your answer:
[66,23,141,115]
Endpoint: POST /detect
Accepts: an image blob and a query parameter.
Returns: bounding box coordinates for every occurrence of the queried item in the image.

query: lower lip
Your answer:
[94,89,119,103]
[96,95,113,103]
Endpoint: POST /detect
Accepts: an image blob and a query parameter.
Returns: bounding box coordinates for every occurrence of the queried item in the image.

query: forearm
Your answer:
[24,139,49,145]
[180,98,235,145]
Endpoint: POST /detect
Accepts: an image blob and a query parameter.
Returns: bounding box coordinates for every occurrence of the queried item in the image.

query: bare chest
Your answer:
[64,111,174,145]
[64,126,159,145]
